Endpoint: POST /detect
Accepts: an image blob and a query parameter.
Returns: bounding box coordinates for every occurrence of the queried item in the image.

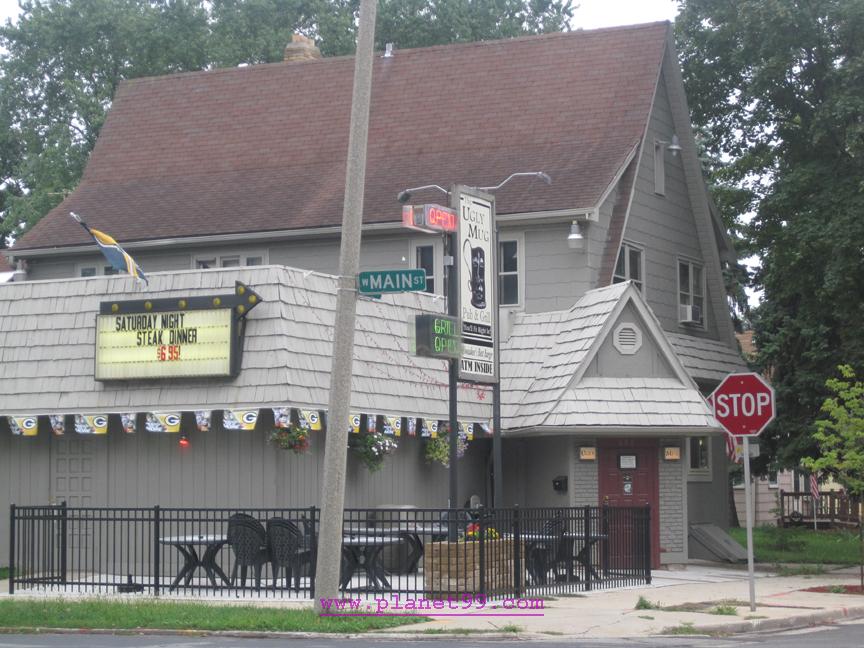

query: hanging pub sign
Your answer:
[456,187,498,383]
[94,281,262,381]
[414,314,461,359]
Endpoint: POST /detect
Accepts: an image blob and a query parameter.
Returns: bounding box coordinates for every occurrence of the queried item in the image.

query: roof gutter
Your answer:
[501,425,724,438]
[8,206,601,259]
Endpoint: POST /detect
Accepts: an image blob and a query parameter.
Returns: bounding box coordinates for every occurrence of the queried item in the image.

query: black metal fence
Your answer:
[9,504,651,599]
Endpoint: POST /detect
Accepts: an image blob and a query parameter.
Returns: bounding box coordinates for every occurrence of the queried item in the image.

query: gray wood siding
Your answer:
[624,69,720,340]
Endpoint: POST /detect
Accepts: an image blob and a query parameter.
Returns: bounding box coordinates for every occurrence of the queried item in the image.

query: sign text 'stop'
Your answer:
[708,372,775,437]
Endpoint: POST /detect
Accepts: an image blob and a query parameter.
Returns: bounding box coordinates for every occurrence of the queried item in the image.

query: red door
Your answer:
[598,438,661,568]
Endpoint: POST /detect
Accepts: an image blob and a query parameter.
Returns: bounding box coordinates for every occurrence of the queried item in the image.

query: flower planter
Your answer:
[424,538,524,596]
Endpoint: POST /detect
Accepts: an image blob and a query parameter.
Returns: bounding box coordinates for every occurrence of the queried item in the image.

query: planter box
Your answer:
[424,538,524,596]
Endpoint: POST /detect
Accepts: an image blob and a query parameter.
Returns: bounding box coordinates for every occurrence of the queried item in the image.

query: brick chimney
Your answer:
[284,34,321,63]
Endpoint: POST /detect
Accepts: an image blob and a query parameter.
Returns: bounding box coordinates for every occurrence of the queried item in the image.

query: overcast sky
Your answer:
[0,0,679,30]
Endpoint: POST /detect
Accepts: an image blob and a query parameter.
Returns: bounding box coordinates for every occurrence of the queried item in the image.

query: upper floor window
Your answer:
[498,234,523,307]
[410,239,442,295]
[613,242,643,291]
[194,251,268,269]
[678,258,705,326]
[79,265,119,277]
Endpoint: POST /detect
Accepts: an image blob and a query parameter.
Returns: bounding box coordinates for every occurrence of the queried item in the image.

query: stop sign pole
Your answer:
[708,373,776,612]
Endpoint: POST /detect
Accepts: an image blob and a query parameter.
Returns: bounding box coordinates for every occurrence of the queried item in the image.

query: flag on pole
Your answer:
[810,473,819,501]
[70,212,148,285]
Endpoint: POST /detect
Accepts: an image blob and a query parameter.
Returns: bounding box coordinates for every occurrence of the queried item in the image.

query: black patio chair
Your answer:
[527,516,566,585]
[227,515,269,591]
[266,517,304,592]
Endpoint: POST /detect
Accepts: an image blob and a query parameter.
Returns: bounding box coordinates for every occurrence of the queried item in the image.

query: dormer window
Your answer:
[613,242,643,291]
[678,259,705,326]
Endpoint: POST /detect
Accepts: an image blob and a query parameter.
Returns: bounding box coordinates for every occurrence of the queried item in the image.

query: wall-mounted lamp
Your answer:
[568,220,585,250]
[657,134,682,157]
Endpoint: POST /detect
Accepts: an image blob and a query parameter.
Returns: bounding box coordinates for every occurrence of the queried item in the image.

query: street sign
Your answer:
[707,372,775,437]
[357,269,426,295]
[402,204,458,234]
[414,314,461,359]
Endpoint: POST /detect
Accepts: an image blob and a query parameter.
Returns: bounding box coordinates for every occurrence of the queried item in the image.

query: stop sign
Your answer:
[708,373,775,437]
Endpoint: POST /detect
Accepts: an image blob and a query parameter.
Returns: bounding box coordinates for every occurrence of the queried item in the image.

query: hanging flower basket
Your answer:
[424,427,467,467]
[349,432,397,472]
[268,425,310,454]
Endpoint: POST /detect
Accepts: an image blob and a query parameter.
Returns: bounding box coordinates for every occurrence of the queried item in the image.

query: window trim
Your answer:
[653,139,666,196]
[686,435,713,482]
[612,240,645,294]
[193,250,269,269]
[409,238,443,296]
[677,256,706,328]
[497,231,525,309]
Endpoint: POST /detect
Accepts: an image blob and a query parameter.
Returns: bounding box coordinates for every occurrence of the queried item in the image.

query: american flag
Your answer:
[810,473,819,501]
[725,433,741,462]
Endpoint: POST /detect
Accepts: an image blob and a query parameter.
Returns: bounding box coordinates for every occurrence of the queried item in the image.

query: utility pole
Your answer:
[313,0,377,612]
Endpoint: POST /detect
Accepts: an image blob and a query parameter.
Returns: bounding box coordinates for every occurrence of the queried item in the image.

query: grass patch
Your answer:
[421,628,486,635]
[0,599,425,633]
[728,527,859,565]
[662,622,699,635]
[637,615,655,620]
[0,568,8,580]
[773,563,827,576]
[499,624,523,633]
[745,615,768,620]
[635,595,661,610]
[709,604,738,616]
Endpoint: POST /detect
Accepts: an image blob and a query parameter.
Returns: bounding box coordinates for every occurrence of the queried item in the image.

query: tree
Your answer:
[676,0,864,470]
[0,0,573,242]
[803,365,864,588]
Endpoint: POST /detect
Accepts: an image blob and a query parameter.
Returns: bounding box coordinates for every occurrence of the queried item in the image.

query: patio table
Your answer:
[340,535,401,590]
[160,534,230,590]
[520,532,607,584]
[343,524,449,573]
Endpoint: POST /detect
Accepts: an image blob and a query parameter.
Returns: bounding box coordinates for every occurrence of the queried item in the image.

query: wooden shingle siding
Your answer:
[626,70,716,337]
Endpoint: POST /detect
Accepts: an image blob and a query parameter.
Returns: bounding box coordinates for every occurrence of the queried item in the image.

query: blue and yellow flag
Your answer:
[70,212,148,285]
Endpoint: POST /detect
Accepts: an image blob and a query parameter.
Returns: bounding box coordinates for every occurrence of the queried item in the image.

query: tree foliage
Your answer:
[803,365,864,497]
[0,0,572,242]
[676,0,864,469]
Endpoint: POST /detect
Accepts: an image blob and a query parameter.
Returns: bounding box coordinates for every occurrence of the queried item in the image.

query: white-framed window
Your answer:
[194,250,268,269]
[654,140,666,195]
[410,238,443,295]
[678,258,705,326]
[613,241,644,292]
[497,232,524,307]
[687,436,712,481]
[77,264,119,277]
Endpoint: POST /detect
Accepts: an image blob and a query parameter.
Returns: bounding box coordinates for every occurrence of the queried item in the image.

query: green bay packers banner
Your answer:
[223,409,258,431]
[273,407,292,429]
[49,414,65,436]
[145,412,181,433]
[75,414,108,435]
[298,410,322,431]
[349,413,361,434]
[195,410,211,432]
[121,413,136,434]
[406,416,417,436]
[9,416,38,436]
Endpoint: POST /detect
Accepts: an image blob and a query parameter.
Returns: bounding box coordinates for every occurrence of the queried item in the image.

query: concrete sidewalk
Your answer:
[2,564,863,639]
[379,564,864,638]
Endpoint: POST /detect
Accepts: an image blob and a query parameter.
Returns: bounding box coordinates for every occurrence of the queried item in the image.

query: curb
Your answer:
[656,604,864,637]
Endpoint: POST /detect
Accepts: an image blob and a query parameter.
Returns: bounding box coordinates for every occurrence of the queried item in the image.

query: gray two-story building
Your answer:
[1,22,746,566]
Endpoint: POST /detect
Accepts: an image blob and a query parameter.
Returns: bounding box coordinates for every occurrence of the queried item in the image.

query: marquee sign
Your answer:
[95,282,262,381]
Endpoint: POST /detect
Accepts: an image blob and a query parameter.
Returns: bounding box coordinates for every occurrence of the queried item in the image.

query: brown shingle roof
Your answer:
[14,22,668,251]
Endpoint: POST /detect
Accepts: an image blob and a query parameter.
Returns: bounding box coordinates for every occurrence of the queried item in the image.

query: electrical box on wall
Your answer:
[552,475,568,492]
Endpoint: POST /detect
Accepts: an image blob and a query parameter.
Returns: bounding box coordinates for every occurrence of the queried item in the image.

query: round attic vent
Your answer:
[613,323,642,355]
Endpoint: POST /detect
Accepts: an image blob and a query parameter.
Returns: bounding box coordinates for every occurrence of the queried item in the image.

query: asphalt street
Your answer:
[0,619,862,648]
